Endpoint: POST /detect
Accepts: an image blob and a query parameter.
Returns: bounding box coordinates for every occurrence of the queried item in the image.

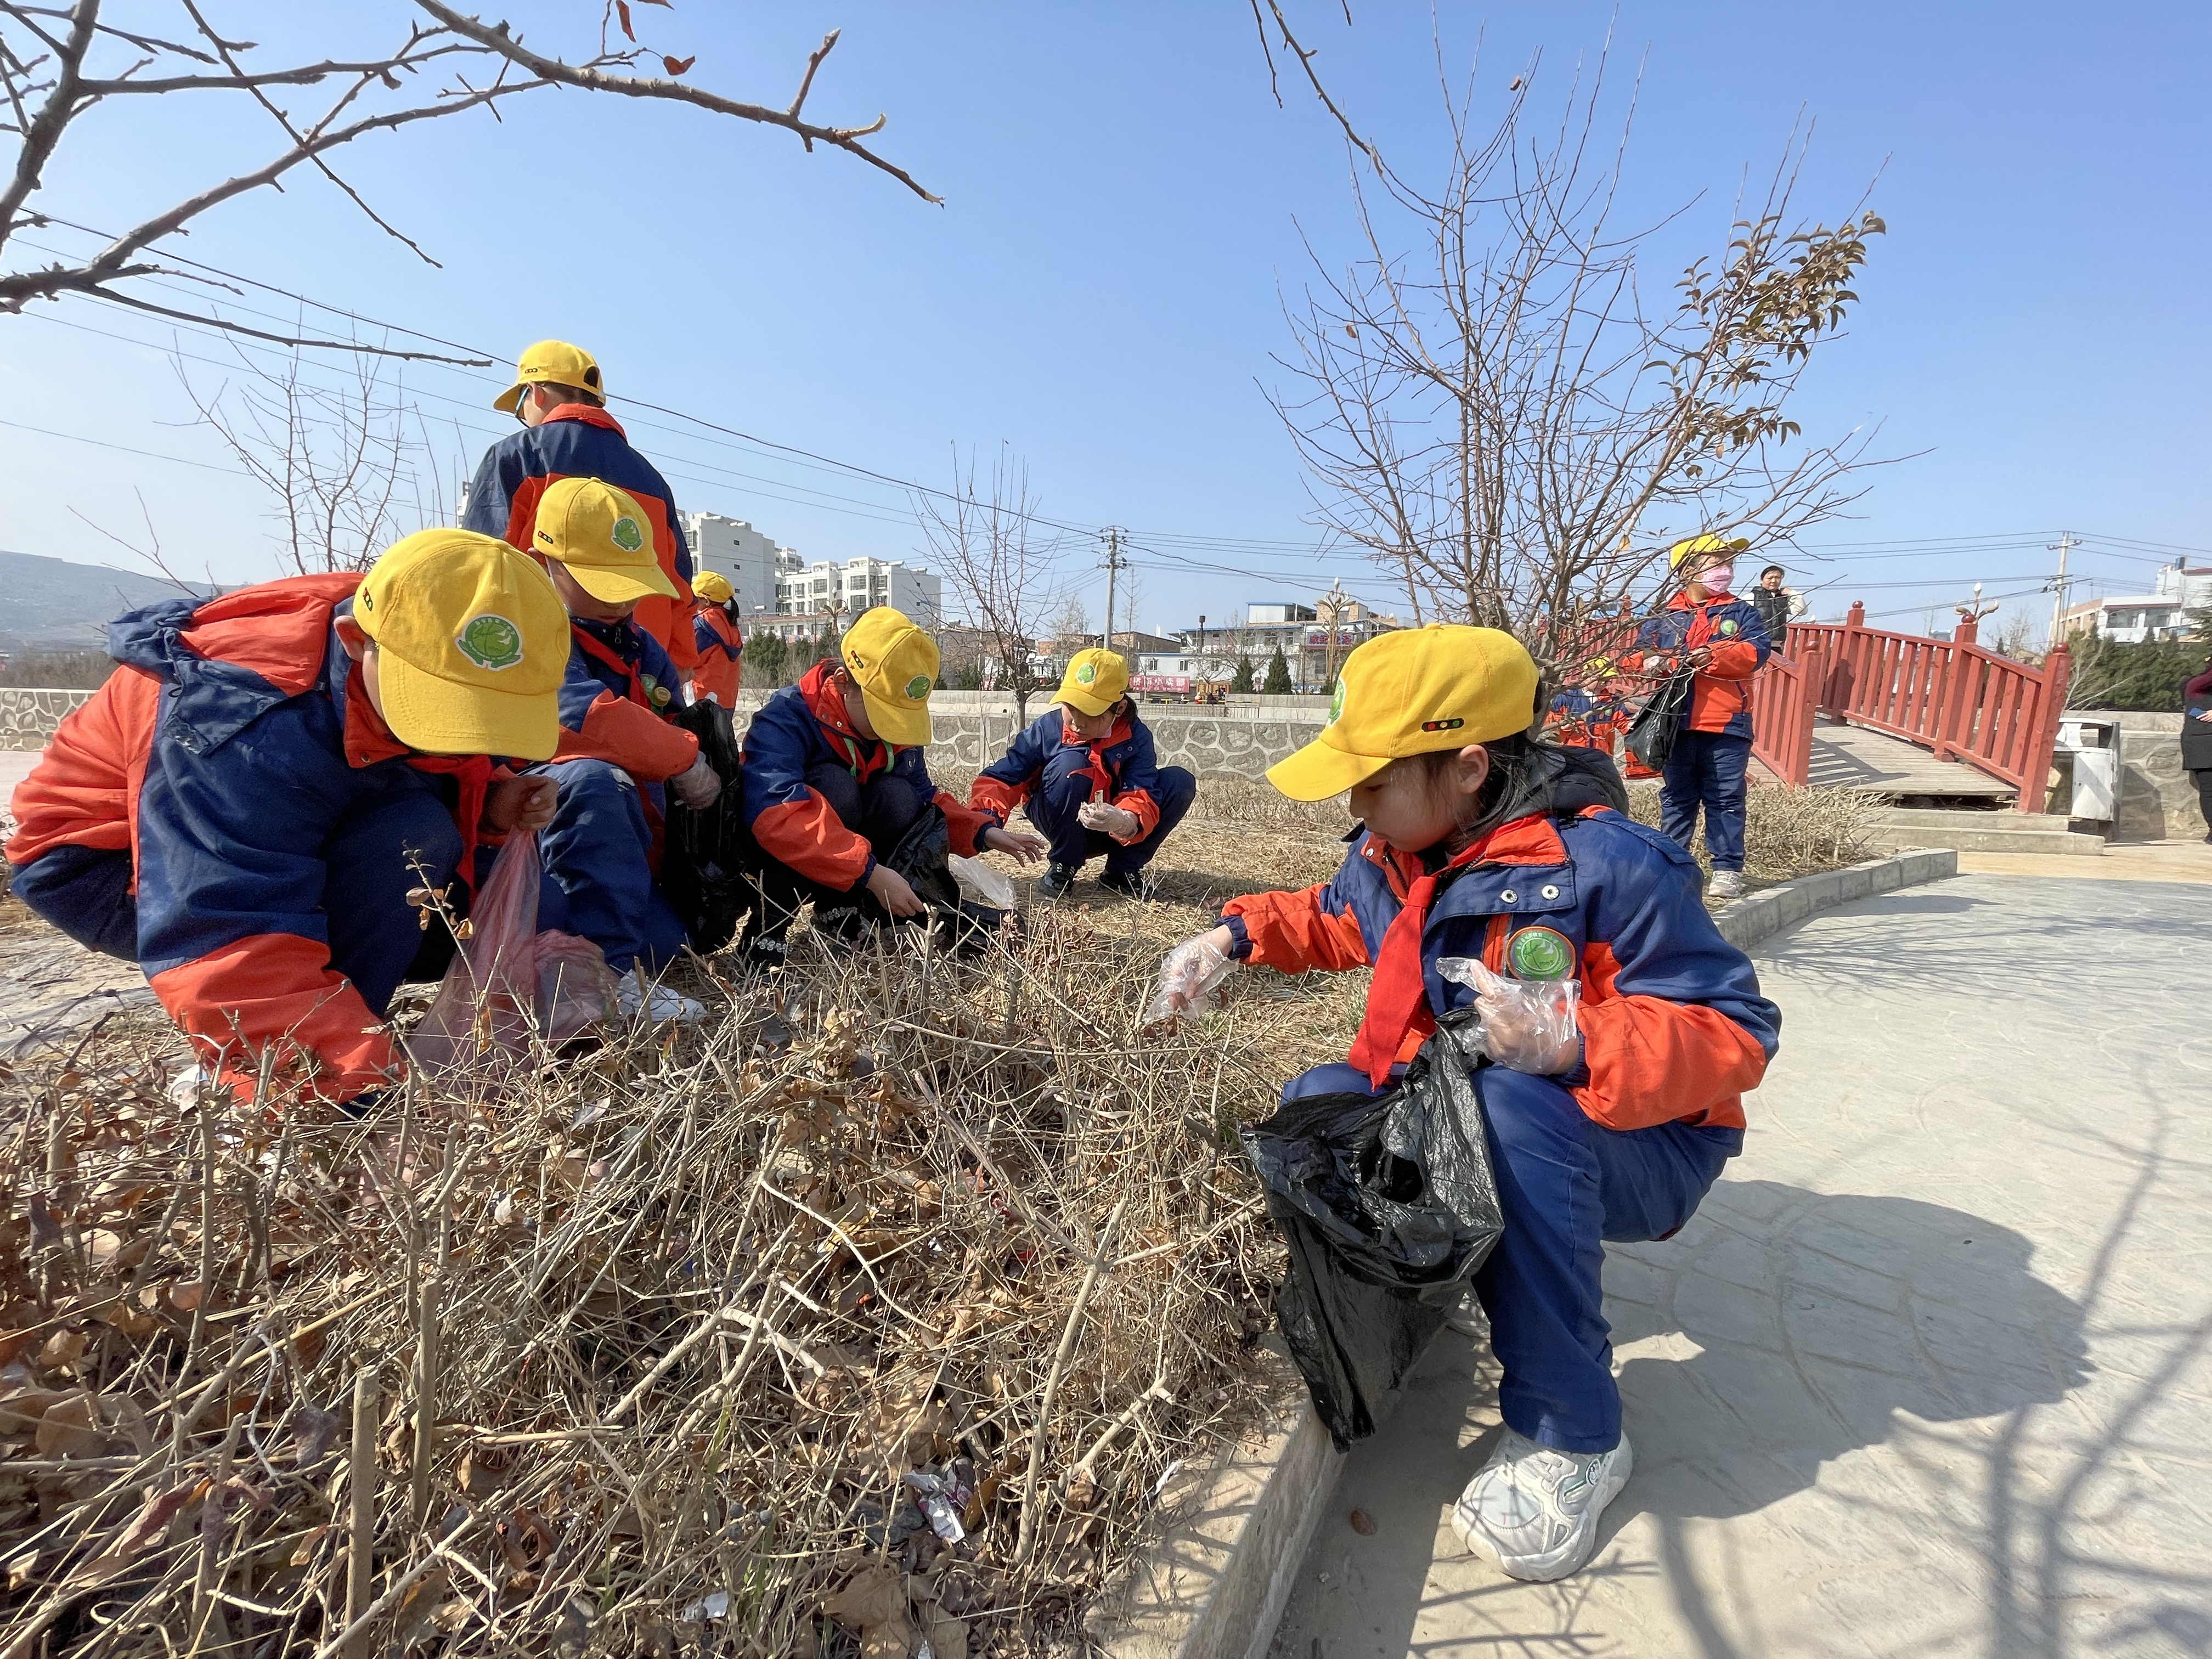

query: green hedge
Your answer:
[2065,636,2212,712]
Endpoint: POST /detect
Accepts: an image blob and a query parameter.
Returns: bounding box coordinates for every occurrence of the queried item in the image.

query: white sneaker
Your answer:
[1450,1428,1632,1582]
[614,977,704,1025]
[1707,869,1743,901]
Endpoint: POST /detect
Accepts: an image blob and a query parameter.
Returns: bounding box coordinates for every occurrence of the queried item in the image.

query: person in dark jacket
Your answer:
[738,608,1043,963]
[1620,535,1774,900]
[2183,652,2212,842]
[5,532,569,1108]
[1152,624,1780,1584]
[528,477,725,1022]
[969,648,1198,899]
[462,340,699,679]
[1748,563,1798,642]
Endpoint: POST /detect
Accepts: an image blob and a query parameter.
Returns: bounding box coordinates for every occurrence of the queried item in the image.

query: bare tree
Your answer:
[914,445,1062,721]
[1,2,934,356]
[1260,12,1886,671]
[173,339,460,573]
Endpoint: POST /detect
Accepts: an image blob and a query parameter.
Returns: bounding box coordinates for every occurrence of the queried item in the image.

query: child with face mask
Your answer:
[1620,535,1773,899]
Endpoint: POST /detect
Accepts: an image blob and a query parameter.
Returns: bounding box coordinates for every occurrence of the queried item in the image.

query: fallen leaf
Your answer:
[551,1590,594,1659]
[34,1393,119,1459]
[168,1282,206,1314]
[37,1330,88,1372]
[1348,1507,1378,1536]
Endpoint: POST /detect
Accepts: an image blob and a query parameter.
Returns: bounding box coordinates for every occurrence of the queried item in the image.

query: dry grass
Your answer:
[1621,780,1883,886]
[0,787,1363,1659]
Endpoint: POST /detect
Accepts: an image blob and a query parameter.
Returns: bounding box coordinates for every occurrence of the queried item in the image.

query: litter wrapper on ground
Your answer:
[1239,1009,1505,1448]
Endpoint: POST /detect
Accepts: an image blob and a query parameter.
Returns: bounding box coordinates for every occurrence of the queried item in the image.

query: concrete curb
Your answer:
[1085,846,1961,1659]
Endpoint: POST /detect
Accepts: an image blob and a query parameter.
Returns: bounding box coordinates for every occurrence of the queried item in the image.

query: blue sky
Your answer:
[3,0,2207,643]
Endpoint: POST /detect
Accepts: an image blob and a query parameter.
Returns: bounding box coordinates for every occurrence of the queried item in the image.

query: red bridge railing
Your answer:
[1748,650,1818,786]
[1778,603,2072,814]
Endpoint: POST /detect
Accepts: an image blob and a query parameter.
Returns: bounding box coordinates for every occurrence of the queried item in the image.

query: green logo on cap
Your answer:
[610,516,645,553]
[1327,678,1346,725]
[456,613,523,672]
[904,674,932,701]
[1075,662,1097,685]
[1506,926,1575,981]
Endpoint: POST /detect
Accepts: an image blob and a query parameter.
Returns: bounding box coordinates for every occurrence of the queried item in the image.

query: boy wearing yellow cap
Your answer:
[969,647,1198,899]
[1154,624,1780,1584]
[688,569,744,706]
[738,607,1043,960]
[5,532,568,1109]
[527,478,725,1022]
[463,339,702,679]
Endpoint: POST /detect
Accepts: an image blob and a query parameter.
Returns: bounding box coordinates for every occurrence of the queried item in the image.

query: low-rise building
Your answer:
[1182,593,1400,690]
[681,512,786,616]
[775,556,943,628]
[2059,562,2212,643]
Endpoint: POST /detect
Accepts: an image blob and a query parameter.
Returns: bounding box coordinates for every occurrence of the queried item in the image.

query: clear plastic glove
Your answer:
[1146,930,1234,1024]
[1435,956,1583,1075]
[1079,799,1141,840]
[670,754,723,810]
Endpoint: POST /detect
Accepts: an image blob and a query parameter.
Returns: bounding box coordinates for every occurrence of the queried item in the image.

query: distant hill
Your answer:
[0,550,219,651]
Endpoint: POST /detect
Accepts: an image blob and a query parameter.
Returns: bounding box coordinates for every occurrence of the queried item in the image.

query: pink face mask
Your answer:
[1699,563,1736,595]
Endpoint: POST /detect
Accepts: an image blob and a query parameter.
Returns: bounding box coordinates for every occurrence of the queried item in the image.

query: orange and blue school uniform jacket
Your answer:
[461,404,698,674]
[1623,592,1771,739]
[4,575,493,1103]
[739,660,990,890]
[968,706,1169,843]
[690,602,742,705]
[554,615,698,794]
[1218,749,1779,1131]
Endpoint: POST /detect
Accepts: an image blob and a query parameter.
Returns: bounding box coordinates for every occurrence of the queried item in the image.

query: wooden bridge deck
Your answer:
[1756,716,2017,800]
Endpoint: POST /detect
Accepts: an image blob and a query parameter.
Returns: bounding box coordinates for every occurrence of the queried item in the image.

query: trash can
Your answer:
[2056,718,2119,822]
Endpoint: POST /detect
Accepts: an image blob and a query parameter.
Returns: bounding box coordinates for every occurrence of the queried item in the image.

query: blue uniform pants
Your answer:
[1021,757,1197,874]
[751,764,926,936]
[532,759,689,974]
[9,785,462,1016]
[1660,729,1751,872]
[1283,1059,1740,1454]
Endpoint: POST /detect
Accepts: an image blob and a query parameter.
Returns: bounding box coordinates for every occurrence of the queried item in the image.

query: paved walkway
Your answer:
[1276,874,2212,1658]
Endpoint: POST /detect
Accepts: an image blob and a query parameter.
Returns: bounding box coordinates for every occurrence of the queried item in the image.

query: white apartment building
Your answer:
[775,555,943,628]
[2059,561,2212,644]
[681,512,786,616]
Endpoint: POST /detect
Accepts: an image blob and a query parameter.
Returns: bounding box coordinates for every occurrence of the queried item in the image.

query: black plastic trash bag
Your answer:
[879,804,1013,959]
[1624,672,1694,773]
[1239,1012,1504,1449]
[662,699,753,953]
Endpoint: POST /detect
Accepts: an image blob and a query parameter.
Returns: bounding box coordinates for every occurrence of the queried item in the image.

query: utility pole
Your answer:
[2047,531,2075,648]
[1101,526,1125,652]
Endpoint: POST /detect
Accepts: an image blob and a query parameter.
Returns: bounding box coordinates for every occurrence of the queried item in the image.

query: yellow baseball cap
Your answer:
[839,607,938,747]
[1054,648,1129,716]
[692,569,734,605]
[353,529,569,761]
[531,477,679,605]
[1266,624,1538,802]
[493,339,603,414]
[1668,532,1750,569]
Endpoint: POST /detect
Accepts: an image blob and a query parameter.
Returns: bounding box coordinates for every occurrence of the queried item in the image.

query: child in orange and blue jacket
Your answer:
[688,569,743,706]
[738,608,1043,963]
[969,648,1197,900]
[1620,534,1773,898]
[464,340,699,679]
[1153,624,1780,1585]
[4,533,569,1109]
[526,478,725,1023]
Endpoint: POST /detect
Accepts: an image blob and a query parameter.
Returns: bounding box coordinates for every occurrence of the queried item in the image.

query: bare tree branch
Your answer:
[915,444,1063,720]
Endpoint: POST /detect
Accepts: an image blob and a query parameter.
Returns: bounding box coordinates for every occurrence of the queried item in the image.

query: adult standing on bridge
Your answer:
[2183,651,2212,843]
[1623,535,1773,901]
[462,340,699,681]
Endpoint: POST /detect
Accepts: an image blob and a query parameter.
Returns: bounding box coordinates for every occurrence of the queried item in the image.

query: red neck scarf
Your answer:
[344,664,493,896]
[1346,837,1491,1087]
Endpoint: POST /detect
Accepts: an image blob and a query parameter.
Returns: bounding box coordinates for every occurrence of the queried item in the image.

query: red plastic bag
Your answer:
[407,832,613,1076]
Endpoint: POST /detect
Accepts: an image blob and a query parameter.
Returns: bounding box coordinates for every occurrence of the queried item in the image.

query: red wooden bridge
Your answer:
[1749,603,2073,811]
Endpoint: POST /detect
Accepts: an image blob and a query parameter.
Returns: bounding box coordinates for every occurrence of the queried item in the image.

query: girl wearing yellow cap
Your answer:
[687,569,744,706]
[1156,623,1780,1583]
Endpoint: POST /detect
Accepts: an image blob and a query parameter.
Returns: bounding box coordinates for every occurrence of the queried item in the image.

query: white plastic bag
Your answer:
[946,853,1016,911]
[408,832,615,1076]
[1435,955,1582,1075]
[1145,933,1234,1025]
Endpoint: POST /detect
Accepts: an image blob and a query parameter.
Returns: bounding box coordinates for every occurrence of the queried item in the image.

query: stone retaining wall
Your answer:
[0,689,93,750]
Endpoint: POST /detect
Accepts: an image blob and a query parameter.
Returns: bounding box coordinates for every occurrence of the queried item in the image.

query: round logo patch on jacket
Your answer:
[1718,618,1739,636]
[1506,925,1575,981]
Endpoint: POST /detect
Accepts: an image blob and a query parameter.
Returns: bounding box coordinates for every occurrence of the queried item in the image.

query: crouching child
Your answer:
[738,608,1043,964]
[969,648,1197,900]
[527,477,726,1024]
[5,531,569,1110]
[1153,624,1780,1583]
